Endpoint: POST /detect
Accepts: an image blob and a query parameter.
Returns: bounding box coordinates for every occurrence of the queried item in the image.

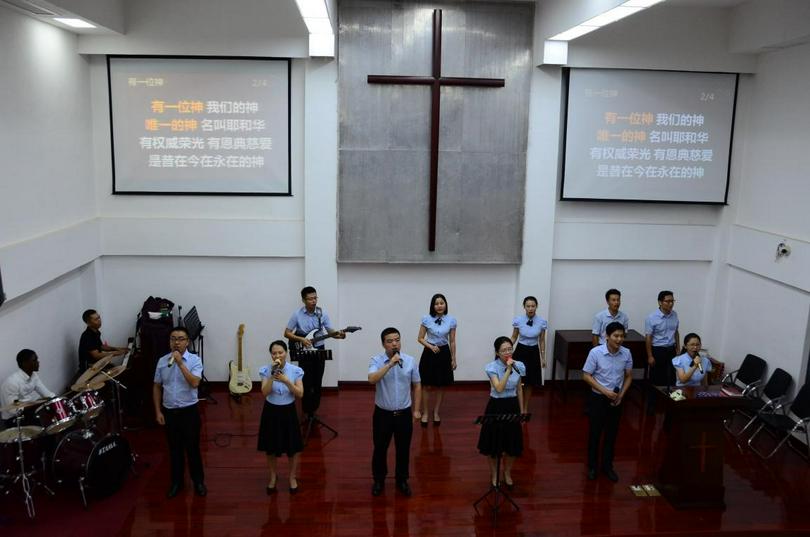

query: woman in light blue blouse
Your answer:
[417,293,457,427]
[477,336,525,489]
[257,340,304,494]
[672,333,711,387]
[510,295,547,414]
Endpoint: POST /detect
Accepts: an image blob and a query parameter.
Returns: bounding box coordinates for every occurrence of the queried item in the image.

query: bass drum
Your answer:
[52,430,132,497]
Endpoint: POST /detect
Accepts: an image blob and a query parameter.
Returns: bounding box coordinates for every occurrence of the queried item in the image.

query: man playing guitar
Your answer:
[283,286,345,419]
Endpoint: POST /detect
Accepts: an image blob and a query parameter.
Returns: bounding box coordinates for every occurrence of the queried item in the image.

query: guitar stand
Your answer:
[302,413,338,445]
[472,412,530,527]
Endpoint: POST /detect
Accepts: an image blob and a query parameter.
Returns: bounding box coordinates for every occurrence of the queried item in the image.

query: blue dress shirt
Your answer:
[672,353,712,387]
[582,344,633,394]
[420,314,457,346]
[287,307,334,348]
[644,309,679,347]
[512,314,548,346]
[485,359,525,398]
[153,350,203,409]
[591,308,630,345]
[259,362,304,405]
[369,351,421,411]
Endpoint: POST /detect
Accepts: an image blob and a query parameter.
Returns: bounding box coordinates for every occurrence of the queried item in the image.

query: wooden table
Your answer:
[655,385,746,509]
[551,329,647,399]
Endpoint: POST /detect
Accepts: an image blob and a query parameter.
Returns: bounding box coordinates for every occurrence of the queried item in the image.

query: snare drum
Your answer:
[0,425,44,475]
[70,391,105,422]
[35,397,77,435]
[53,429,132,497]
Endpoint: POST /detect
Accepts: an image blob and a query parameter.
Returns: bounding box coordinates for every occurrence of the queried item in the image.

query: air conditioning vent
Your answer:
[0,0,57,16]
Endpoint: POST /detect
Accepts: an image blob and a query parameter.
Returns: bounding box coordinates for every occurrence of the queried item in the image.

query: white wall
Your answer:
[98,256,304,382]
[338,265,518,381]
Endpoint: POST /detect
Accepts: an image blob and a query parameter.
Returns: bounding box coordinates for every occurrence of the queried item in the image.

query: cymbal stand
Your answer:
[98,370,140,475]
[2,410,54,518]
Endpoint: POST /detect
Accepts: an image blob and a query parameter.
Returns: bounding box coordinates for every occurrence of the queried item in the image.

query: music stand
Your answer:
[473,412,530,527]
[292,348,338,444]
[182,306,216,404]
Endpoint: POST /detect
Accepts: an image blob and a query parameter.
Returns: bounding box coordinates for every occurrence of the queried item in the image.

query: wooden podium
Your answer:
[655,385,745,509]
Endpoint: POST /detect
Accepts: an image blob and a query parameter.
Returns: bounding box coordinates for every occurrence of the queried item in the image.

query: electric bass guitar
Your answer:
[229,324,253,395]
[289,326,362,354]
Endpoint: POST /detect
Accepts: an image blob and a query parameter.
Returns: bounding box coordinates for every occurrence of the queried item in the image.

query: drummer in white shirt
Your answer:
[1,349,56,426]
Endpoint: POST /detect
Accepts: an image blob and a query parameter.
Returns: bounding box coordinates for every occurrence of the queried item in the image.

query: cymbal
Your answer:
[74,355,113,386]
[93,364,127,381]
[70,378,106,393]
[0,398,47,413]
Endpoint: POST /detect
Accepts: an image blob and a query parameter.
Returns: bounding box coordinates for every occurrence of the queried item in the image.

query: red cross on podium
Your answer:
[367,9,505,252]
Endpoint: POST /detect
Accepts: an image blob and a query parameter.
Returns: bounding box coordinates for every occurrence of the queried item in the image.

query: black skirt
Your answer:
[477,396,523,457]
[514,343,542,387]
[257,401,303,457]
[419,344,455,387]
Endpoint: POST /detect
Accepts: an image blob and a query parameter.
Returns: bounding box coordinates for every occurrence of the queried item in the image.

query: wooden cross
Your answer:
[367,9,505,252]
[688,431,716,473]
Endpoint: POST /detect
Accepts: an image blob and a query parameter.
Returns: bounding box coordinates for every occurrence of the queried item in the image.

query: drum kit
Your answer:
[0,356,135,517]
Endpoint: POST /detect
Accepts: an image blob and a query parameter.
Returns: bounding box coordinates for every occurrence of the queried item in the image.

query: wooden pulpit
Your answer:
[655,385,746,509]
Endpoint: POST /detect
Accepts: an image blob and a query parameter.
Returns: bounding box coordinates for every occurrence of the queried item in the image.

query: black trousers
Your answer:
[372,406,413,482]
[163,404,204,486]
[587,391,623,471]
[647,345,676,412]
[297,354,326,416]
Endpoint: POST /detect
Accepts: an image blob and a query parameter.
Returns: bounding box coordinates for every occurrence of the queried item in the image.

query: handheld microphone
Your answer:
[392,348,403,367]
[168,355,174,368]
[696,358,703,374]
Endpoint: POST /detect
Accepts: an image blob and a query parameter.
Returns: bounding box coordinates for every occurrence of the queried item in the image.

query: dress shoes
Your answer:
[289,482,300,494]
[587,468,597,481]
[396,480,412,497]
[194,482,208,497]
[266,484,276,495]
[603,468,619,483]
[167,483,183,498]
[371,481,383,496]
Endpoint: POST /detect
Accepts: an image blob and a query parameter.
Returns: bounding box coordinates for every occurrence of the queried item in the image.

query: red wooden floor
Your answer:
[2,384,809,537]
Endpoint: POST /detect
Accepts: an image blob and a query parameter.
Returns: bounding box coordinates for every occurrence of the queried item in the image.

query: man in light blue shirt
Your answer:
[592,288,630,346]
[644,290,680,388]
[368,327,421,497]
[153,326,206,498]
[582,322,633,483]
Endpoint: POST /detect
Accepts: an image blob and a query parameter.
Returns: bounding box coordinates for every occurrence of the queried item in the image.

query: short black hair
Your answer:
[301,286,317,300]
[605,322,626,338]
[658,290,674,303]
[82,309,97,323]
[380,327,400,343]
[683,333,701,348]
[522,296,538,306]
[269,339,288,353]
[16,349,36,368]
[429,293,448,316]
[605,289,621,301]
[170,326,190,338]
[493,336,512,353]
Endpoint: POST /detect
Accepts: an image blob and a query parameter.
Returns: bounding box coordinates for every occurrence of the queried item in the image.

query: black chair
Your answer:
[748,383,810,461]
[722,354,767,397]
[724,367,792,437]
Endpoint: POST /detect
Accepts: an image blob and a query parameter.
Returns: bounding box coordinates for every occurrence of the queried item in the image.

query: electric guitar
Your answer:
[289,326,362,354]
[228,324,252,395]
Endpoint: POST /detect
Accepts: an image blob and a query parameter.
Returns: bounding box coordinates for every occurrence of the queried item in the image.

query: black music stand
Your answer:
[292,348,338,444]
[182,306,215,405]
[473,412,530,527]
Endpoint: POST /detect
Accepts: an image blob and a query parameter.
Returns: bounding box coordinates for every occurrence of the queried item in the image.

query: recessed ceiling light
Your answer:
[53,17,96,28]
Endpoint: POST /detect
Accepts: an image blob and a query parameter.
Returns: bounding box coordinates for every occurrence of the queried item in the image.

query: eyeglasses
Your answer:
[500,348,514,354]
[170,336,188,342]
[662,299,676,304]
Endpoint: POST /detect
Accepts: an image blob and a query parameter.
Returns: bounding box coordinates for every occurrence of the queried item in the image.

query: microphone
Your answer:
[392,349,403,368]
[168,355,174,368]
[696,358,703,374]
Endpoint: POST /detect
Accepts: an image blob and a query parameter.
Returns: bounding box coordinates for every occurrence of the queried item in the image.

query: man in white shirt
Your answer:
[1,349,56,424]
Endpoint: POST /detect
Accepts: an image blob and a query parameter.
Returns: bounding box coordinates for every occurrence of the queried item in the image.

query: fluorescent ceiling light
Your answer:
[303,17,333,35]
[53,17,95,28]
[583,6,643,27]
[294,0,328,20]
[550,25,599,41]
[623,0,664,7]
